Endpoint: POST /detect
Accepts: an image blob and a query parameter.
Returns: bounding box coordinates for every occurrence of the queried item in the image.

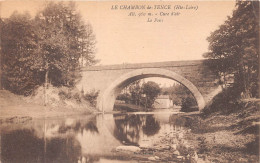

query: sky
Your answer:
[0,0,236,86]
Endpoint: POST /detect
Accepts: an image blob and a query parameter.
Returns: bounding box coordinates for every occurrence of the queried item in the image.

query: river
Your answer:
[0,109,194,163]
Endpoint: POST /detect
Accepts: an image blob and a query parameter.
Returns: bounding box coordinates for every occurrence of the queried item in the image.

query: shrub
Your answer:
[116,93,131,104]
[181,96,198,112]
[58,90,72,100]
[202,86,241,115]
[84,90,99,107]
[73,93,81,103]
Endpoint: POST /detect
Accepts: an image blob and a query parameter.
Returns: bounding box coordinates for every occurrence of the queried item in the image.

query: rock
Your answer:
[171,144,177,150]
[177,156,183,159]
[193,152,198,161]
[161,145,171,150]
[115,146,141,153]
[81,157,86,163]
[173,150,180,155]
[148,157,156,161]
[184,144,190,149]
[189,152,199,163]
[177,132,184,139]
[154,156,159,160]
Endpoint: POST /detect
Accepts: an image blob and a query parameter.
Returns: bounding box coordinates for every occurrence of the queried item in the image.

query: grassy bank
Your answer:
[0,87,97,121]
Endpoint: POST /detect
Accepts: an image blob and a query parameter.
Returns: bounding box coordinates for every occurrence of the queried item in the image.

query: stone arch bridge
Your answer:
[77,60,220,112]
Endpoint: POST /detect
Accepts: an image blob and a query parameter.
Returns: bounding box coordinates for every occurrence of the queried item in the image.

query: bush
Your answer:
[84,90,99,107]
[181,96,198,112]
[116,93,131,104]
[73,93,81,103]
[202,86,241,115]
[58,90,72,100]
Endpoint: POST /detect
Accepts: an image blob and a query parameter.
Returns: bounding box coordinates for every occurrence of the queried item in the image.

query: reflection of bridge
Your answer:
[77,60,220,112]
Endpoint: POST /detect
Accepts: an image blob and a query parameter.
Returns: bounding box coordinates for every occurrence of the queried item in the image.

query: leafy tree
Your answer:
[116,93,131,104]
[117,80,161,108]
[79,23,98,67]
[1,12,41,95]
[142,81,161,108]
[0,18,3,90]
[1,2,97,98]
[34,2,82,87]
[205,1,259,98]
[128,80,142,106]
[181,96,198,112]
[161,83,196,106]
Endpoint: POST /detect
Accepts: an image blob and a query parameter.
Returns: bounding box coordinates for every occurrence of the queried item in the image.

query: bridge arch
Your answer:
[97,68,205,112]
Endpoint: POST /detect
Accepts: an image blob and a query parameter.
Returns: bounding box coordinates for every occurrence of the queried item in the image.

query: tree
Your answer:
[128,80,142,106]
[161,83,196,106]
[1,2,97,98]
[181,96,198,112]
[142,81,161,108]
[34,2,82,88]
[0,18,3,90]
[1,12,41,95]
[79,23,98,67]
[205,1,259,98]
[117,80,161,108]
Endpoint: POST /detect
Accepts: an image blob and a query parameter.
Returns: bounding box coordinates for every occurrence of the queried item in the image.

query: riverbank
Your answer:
[0,90,96,123]
[184,101,259,162]
[112,100,259,162]
[0,89,259,162]
[114,103,153,112]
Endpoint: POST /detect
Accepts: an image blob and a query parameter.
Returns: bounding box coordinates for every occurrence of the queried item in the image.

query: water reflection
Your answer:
[1,129,81,163]
[0,113,190,162]
[143,115,161,136]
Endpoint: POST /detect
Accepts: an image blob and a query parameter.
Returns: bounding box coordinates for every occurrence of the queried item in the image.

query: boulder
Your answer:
[155,156,159,159]
[171,144,177,150]
[148,157,156,161]
[115,146,141,153]
[173,150,180,155]
[177,156,183,159]
[148,156,159,161]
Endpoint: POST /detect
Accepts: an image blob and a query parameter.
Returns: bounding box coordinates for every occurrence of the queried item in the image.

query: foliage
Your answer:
[1,12,42,95]
[116,80,161,108]
[128,80,143,106]
[83,90,99,107]
[197,137,209,154]
[142,81,161,108]
[116,93,131,104]
[181,96,198,112]
[0,2,97,95]
[161,83,192,105]
[161,83,198,111]
[202,85,243,115]
[58,88,99,106]
[118,80,199,110]
[205,1,259,98]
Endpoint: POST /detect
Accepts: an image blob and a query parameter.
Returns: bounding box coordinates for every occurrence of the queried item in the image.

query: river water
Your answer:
[0,110,192,163]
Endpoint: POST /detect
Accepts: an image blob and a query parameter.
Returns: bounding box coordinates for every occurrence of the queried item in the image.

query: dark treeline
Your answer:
[0,2,97,95]
[161,84,197,112]
[117,80,161,108]
[204,1,259,99]
[117,80,197,111]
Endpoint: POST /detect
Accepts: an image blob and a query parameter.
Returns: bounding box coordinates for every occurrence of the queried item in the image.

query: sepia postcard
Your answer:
[0,0,259,163]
